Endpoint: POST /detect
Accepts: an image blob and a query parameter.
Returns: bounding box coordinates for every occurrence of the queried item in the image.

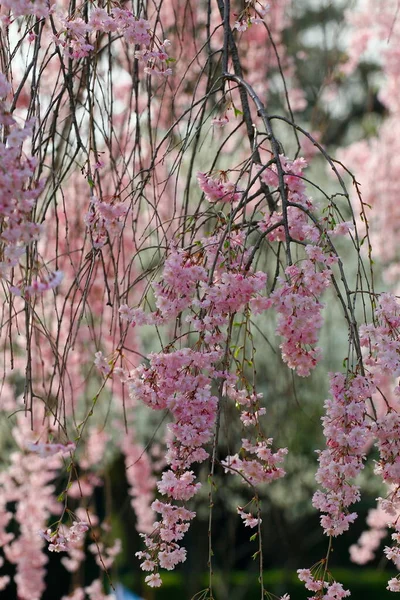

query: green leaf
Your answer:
[234,346,243,358]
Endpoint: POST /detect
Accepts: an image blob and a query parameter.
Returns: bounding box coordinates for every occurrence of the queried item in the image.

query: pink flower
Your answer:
[197,172,241,203]
[145,573,162,587]
[237,509,261,528]
[330,221,355,237]
[387,578,400,592]
[234,20,248,32]
[157,470,201,501]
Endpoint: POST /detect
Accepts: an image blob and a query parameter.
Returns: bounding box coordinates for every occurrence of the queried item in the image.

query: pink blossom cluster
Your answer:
[222,379,287,533]
[54,10,151,61]
[260,154,308,193]
[128,348,222,454]
[40,521,89,553]
[94,350,112,376]
[370,413,400,572]
[200,230,252,269]
[355,294,400,577]
[259,155,315,242]
[222,437,288,486]
[157,469,201,501]
[136,40,174,78]
[234,1,269,32]
[116,234,275,584]
[119,304,156,327]
[384,534,400,569]
[312,373,374,537]
[187,233,270,342]
[340,293,400,588]
[258,155,353,244]
[0,73,44,282]
[297,569,350,599]
[237,507,261,528]
[126,348,219,579]
[60,509,95,574]
[136,499,195,585]
[120,246,207,324]
[256,154,357,377]
[84,196,128,249]
[269,250,335,377]
[153,246,208,319]
[224,382,266,427]
[2,0,172,74]
[120,235,270,335]
[0,418,63,599]
[196,270,268,318]
[373,412,400,489]
[197,171,242,203]
[55,16,94,59]
[51,7,173,74]
[388,578,400,593]
[359,293,400,376]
